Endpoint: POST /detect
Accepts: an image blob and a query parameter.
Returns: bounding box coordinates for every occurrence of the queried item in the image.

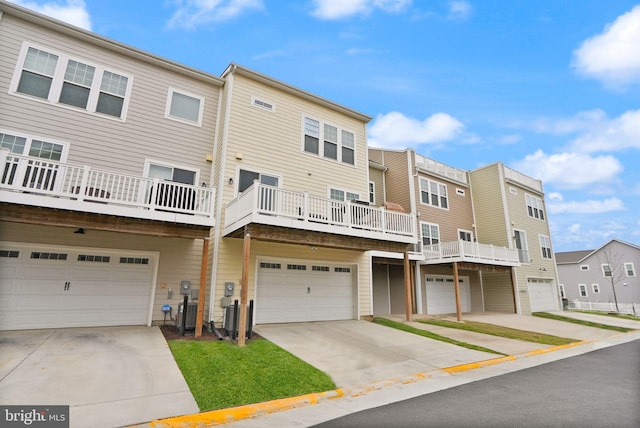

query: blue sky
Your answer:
[9,0,640,252]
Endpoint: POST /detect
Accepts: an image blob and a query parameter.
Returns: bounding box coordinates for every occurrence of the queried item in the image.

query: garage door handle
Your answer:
[307,287,310,294]
[64,281,70,291]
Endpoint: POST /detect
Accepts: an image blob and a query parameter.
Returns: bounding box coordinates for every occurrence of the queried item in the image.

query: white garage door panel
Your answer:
[256,261,355,324]
[528,279,558,312]
[425,276,471,314]
[0,243,155,330]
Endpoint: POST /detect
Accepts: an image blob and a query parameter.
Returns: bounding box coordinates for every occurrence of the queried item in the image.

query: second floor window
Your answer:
[514,229,529,263]
[303,116,355,165]
[12,44,131,120]
[166,89,204,125]
[419,178,448,209]
[602,264,612,277]
[625,262,636,277]
[0,130,66,162]
[421,222,440,246]
[539,235,552,259]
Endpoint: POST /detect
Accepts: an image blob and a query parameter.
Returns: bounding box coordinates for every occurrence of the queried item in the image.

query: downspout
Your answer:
[208,65,236,322]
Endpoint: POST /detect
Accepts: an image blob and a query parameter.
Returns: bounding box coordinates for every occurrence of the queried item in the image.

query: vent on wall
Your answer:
[251,96,275,112]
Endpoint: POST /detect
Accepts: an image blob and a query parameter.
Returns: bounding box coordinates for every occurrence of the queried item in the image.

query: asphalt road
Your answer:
[311,339,640,428]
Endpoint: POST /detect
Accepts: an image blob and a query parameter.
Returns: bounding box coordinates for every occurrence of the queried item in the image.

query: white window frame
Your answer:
[580,264,589,271]
[539,235,552,259]
[419,177,449,210]
[458,229,473,242]
[368,181,375,204]
[558,284,566,298]
[624,262,636,277]
[525,193,545,221]
[592,283,600,294]
[235,167,281,196]
[302,115,356,166]
[420,221,440,247]
[0,128,69,162]
[165,87,204,126]
[513,229,529,264]
[143,159,200,185]
[10,42,133,120]
[601,263,612,277]
[328,186,360,202]
[578,284,588,297]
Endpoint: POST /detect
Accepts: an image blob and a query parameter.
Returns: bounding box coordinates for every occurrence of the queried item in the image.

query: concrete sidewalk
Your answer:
[137,313,638,428]
[547,310,640,330]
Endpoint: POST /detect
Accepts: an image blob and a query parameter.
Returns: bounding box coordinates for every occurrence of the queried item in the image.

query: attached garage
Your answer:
[0,242,157,330]
[527,278,559,312]
[424,275,471,314]
[255,258,356,324]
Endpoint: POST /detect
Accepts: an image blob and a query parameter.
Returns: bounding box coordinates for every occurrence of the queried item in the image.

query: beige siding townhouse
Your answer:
[369,149,559,317]
[0,1,222,330]
[470,162,560,314]
[209,65,416,325]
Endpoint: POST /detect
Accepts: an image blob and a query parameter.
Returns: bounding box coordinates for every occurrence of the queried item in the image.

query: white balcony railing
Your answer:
[422,239,521,266]
[0,150,215,226]
[224,182,416,243]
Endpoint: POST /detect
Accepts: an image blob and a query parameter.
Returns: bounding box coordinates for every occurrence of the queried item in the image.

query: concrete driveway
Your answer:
[0,326,198,428]
[254,320,501,389]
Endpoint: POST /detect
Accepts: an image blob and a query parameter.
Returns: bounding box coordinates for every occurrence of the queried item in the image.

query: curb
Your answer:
[140,335,632,427]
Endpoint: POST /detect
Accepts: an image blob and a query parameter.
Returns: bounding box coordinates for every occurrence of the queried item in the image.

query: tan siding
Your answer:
[481,272,515,312]
[368,167,384,207]
[223,74,369,199]
[376,150,412,212]
[416,172,473,243]
[0,222,206,324]
[0,14,218,182]
[469,164,509,246]
[211,239,371,321]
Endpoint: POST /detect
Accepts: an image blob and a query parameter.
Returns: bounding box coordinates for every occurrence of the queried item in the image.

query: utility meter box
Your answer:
[180,280,191,295]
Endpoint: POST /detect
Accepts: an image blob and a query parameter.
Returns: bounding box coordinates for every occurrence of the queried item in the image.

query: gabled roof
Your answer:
[555,250,594,264]
[555,239,640,264]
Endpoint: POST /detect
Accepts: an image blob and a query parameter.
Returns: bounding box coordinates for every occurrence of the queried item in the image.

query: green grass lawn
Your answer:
[168,339,336,411]
[373,317,505,355]
[570,310,640,322]
[533,312,635,332]
[418,319,577,346]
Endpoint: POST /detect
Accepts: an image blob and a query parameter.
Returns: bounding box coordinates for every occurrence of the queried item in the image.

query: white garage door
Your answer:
[0,242,156,330]
[256,260,355,323]
[425,275,471,314]
[528,278,558,312]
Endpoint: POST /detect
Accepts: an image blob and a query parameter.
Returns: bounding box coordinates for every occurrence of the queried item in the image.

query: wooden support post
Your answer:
[195,237,209,337]
[453,261,462,321]
[238,232,250,347]
[404,251,412,321]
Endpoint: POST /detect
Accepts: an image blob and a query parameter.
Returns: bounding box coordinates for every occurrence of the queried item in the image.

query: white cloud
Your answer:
[10,0,92,30]
[497,134,521,144]
[167,0,264,29]
[572,5,640,89]
[548,192,563,201]
[310,0,411,20]
[368,111,464,149]
[448,1,471,21]
[530,109,640,153]
[511,150,623,189]
[548,197,625,214]
[570,109,640,153]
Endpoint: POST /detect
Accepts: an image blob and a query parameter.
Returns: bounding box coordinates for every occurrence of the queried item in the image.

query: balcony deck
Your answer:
[223,183,416,244]
[0,151,215,227]
[422,240,521,266]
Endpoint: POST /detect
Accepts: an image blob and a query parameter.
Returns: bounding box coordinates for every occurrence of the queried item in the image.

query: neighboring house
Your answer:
[208,65,415,325]
[368,149,560,316]
[556,239,640,309]
[0,1,222,330]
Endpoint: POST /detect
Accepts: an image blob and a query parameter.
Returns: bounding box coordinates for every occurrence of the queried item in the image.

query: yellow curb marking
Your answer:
[522,341,588,357]
[442,355,516,374]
